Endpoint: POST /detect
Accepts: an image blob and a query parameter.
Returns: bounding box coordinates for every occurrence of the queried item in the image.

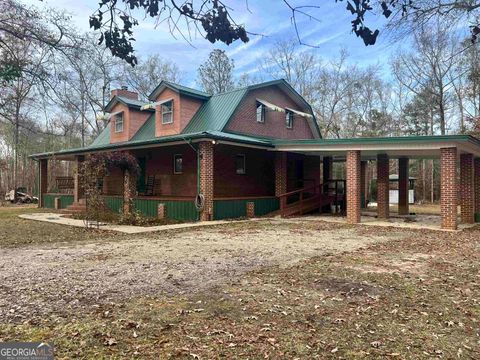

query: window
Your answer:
[235,154,246,174]
[286,110,294,129]
[256,102,266,123]
[162,100,173,124]
[174,154,183,174]
[114,113,124,133]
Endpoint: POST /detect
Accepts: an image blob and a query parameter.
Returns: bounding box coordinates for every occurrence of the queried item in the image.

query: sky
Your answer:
[23,0,395,86]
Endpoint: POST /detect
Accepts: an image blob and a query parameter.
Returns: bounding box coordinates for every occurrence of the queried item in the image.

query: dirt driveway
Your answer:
[0,219,407,324]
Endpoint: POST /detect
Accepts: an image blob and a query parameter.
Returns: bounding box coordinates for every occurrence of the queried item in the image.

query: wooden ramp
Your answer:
[276,180,346,217]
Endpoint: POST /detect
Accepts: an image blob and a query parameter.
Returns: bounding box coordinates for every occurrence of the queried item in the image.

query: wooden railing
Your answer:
[278,179,346,217]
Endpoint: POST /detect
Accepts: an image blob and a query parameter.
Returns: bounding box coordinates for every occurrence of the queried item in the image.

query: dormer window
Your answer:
[114,112,124,133]
[162,100,173,124]
[256,102,266,123]
[286,110,294,129]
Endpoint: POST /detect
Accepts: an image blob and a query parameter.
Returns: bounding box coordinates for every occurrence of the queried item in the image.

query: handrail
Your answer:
[278,179,347,216]
[279,183,320,198]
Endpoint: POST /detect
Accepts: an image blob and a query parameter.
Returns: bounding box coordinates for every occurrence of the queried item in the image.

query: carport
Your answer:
[274,135,480,230]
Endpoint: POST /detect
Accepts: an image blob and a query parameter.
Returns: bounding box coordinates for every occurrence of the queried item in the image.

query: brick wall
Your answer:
[377,154,390,219]
[475,158,480,215]
[140,144,198,197]
[360,161,367,208]
[199,142,214,221]
[225,86,315,140]
[440,147,458,230]
[109,103,150,143]
[154,88,204,137]
[103,167,124,195]
[460,153,474,224]
[398,158,409,215]
[275,152,287,196]
[346,150,361,224]
[213,144,275,198]
[111,89,138,100]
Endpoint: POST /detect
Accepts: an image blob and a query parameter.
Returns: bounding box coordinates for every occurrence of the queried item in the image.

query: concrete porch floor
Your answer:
[294,212,477,232]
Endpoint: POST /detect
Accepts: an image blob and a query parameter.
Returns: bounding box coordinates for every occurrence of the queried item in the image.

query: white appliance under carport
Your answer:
[388,174,416,204]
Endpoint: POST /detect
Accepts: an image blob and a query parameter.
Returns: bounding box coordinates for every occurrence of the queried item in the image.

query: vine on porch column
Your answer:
[80,151,139,223]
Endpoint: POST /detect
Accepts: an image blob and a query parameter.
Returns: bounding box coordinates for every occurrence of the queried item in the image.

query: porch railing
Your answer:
[278,179,346,217]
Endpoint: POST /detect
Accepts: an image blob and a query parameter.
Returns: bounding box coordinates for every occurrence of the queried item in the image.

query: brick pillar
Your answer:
[275,152,287,196]
[377,154,390,219]
[475,158,480,221]
[123,170,133,214]
[157,203,166,219]
[39,159,48,208]
[246,202,255,218]
[460,153,474,224]
[346,150,361,224]
[440,147,458,230]
[360,161,367,208]
[73,156,84,203]
[199,141,214,221]
[54,197,61,210]
[398,157,409,216]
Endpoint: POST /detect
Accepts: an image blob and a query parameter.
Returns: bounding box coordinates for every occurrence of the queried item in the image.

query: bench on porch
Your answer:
[55,176,74,193]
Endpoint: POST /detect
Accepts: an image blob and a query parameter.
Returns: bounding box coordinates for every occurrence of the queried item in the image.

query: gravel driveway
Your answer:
[0,219,404,324]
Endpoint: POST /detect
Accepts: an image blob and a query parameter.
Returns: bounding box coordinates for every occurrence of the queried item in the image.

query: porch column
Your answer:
[440,147,458,230]
[73,155,84,203]
[123,169,133,214]
[322,156,332,185]
[38,158,48,208]
[475,158,480,222]
[398,157,409,215]
[275,152,287,196]
[360,161,367,208]
[199,141,214,221]
[460,153,475,224]
[346,150,361,224]
[377,154,390,219]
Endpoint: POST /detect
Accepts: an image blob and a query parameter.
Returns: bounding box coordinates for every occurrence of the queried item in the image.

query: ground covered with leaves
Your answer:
[0,208,479,359]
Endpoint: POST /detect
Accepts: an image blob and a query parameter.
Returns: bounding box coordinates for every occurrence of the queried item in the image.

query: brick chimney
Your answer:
[111,86,138,100]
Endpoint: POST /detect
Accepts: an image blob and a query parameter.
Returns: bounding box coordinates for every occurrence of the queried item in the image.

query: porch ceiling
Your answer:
[273,135,480,159]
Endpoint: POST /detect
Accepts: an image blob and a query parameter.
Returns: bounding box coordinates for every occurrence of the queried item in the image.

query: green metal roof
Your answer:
[131,113,156,142]
[273,135,480,146]
[182,88,248,133]
[30,131,273,159]
[90,124,111,147]
[148,80,211,101]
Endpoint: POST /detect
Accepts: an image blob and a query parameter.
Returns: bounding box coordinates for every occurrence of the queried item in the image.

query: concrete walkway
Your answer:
[19,212,257,234]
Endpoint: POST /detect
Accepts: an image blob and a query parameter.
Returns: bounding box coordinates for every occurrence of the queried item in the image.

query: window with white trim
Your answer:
[286,110,294,129]
[174,154,183,174]
[256,102,266,123]
[235,154,246,174]
[114,113,124,133]
[162,100,173,124]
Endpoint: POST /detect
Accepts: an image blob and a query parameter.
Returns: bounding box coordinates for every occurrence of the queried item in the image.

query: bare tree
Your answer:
[122,55,182,100]
[391,23,458,135]
[261,39,321,106]
[197,49,234,94]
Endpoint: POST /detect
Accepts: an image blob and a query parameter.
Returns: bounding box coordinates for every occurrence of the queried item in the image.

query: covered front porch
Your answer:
[274,135,480,230]
[36,138,282,221]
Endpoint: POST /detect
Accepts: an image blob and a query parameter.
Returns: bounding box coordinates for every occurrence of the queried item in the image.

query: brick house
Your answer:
[32,79,480,230]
